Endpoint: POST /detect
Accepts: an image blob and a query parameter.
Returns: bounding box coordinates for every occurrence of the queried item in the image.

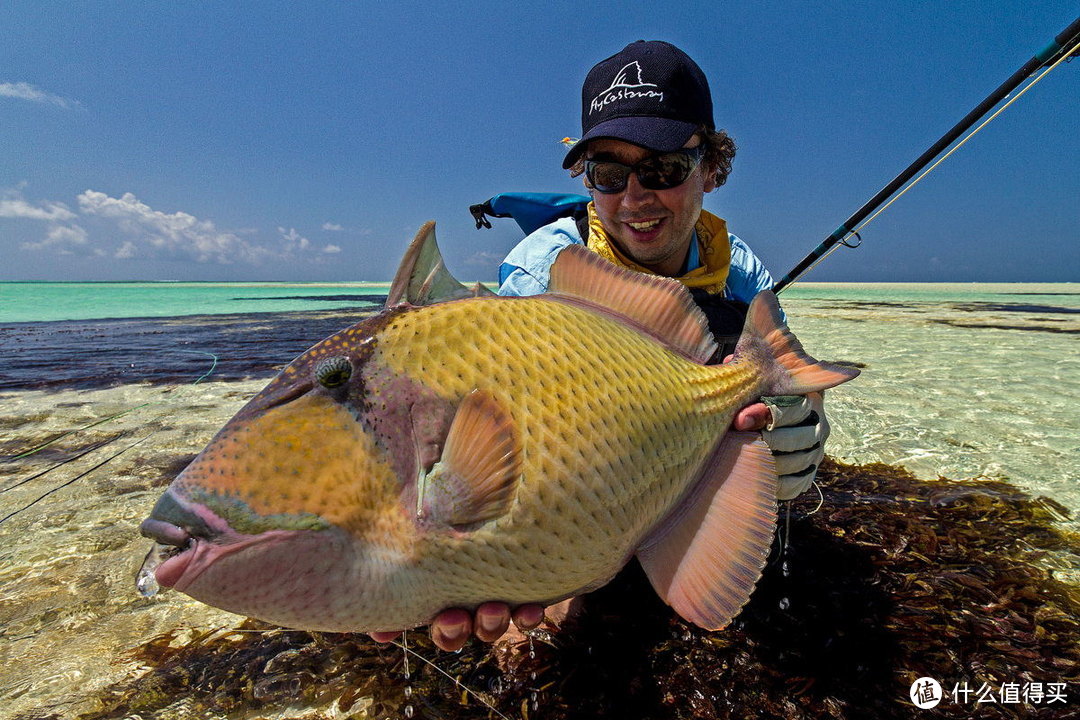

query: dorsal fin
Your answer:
[385,221,495,308]
[548,245,717,364]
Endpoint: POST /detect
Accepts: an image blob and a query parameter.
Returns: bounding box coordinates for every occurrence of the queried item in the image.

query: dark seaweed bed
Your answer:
[0,305,383,391]
[58,459,1078,720]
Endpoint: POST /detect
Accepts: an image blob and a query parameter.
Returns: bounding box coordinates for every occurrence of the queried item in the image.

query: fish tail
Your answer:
[734,291,859,394]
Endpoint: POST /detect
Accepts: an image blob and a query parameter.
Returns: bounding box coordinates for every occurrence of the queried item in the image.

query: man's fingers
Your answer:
[512,604,546,631]
[763,423,822,453]
[430,608,472,652]
[733,402,770,431]
[777,465,817,501]
[369,630,402,643]
[773,445,825,477]
[474,602,512,642]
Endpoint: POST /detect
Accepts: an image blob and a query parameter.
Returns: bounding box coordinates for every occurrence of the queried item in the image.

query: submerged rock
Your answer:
[73,459,1078,720]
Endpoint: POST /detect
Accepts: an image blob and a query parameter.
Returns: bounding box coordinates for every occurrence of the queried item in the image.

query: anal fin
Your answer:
[421,389,521,527]
[637,431,778,630]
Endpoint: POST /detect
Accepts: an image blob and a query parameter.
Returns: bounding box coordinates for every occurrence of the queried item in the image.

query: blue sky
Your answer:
[2,2,1077,283]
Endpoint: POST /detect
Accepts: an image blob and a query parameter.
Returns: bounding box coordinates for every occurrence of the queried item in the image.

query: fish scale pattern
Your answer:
[369,295,756,608]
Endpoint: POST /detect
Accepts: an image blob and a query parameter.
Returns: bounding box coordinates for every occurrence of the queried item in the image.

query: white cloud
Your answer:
[0,82,79,109]
[0,189,76,221]
[47,224,88,246]
[79,190,274,264]
[322,222,344,232]
[20,223,89,254]
[6,186,349,267]
[278,226,310,253]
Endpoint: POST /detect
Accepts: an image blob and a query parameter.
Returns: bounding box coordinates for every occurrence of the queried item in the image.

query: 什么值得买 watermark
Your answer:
[909,677,1068,709]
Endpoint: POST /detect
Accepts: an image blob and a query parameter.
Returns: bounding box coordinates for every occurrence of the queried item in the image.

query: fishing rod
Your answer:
[772,15,1080,293]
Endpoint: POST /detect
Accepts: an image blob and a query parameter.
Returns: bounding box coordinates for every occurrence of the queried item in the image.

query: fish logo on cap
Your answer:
[589,61,664,115]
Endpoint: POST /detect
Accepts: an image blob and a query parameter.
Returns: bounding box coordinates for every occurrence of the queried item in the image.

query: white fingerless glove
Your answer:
[760,392,828,500]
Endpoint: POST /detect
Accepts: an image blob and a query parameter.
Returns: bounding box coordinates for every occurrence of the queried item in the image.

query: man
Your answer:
[374,40,830,652]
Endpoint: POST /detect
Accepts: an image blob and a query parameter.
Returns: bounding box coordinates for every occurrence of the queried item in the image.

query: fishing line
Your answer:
[1,350,219,520]
[772,18,1080,292]
[805,480,825,517]
[5,349,219,462]
[792,37,1079,283]
[5,404,152,462]
[0,432,153,526]
[0,435,121,494]
[388,637,515,720]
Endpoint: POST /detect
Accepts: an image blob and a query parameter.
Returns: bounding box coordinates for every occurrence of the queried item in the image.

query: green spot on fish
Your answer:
[186,487,330,535]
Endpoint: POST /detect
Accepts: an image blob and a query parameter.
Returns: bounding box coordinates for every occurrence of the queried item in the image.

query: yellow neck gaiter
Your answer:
[585,203,731,295]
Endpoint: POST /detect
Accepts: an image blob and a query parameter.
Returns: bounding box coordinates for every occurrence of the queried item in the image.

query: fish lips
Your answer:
[139,490,226,590]
[139,489,318,594]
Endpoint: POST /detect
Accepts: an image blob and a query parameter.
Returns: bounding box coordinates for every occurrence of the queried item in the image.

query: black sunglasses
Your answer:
[584,145,706,194]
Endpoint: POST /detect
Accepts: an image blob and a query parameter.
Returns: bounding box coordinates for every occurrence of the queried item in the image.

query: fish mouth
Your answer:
[138,518,199,590]
[138,490,224,590]
[138,489,314,595]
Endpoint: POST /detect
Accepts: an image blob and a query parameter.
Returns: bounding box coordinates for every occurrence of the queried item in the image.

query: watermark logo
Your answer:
[910,677,943,709]
[909,677,1068,709]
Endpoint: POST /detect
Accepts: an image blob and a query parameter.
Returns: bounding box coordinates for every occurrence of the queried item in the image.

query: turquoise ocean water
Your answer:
[0,281,394,323]
[1,280,1077,324]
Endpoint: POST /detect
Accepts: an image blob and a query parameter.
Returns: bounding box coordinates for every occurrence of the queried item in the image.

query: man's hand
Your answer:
[734,392,828,500]
[725,356,828,500]
[368,603,546,652]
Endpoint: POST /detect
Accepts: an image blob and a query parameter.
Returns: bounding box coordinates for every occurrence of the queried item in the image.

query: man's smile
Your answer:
[626,218,663,232]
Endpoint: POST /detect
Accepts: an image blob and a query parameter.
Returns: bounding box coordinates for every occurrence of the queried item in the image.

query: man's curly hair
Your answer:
[569,128,737,189]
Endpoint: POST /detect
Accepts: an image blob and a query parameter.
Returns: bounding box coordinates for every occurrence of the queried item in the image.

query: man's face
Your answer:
[585,136,716,277]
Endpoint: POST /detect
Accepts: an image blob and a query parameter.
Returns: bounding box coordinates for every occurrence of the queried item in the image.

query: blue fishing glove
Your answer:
[760,392,828,500]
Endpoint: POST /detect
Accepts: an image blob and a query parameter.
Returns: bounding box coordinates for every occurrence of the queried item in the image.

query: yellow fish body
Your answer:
[139,223,858,633]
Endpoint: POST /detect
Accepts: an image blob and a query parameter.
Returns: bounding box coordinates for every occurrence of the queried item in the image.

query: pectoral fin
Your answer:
[421,390,521,527]
[637,432,777,630]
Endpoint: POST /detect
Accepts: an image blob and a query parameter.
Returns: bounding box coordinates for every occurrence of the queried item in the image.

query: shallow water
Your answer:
[0,282,1077,718]
[778,283,1080,534]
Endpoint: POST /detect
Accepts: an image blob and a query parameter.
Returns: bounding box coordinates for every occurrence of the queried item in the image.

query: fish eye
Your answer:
[315,356,352,388]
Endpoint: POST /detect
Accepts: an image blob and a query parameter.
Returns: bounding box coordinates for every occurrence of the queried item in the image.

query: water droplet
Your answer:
[528,635,536,659]
[781,560,791,577]
[135,543,175,598]
[779,597,791,610]
[404,685,413,698]
[136,568,159,598]
[404,704,415,718]
[681,630,692,642]
[530,671,537,681]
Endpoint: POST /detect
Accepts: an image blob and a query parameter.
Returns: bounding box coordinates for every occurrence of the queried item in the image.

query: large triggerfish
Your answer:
[138,222,858,634]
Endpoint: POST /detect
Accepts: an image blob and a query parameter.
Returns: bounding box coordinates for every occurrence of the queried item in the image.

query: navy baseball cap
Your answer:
[563,40,715,169]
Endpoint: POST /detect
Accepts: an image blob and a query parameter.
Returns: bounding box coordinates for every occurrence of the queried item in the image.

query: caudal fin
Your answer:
[734,291,859,394]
